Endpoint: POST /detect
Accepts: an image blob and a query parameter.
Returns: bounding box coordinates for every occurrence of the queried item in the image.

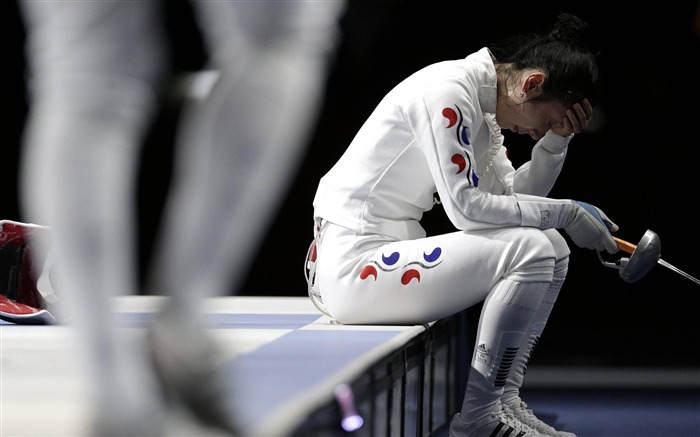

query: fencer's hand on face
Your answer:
[551,98,593,137]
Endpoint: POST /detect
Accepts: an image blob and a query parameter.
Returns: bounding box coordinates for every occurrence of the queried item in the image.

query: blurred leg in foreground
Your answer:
[19,1,345,434]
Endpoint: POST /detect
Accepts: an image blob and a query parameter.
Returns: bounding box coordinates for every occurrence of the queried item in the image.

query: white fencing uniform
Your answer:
[311,48,575,324]
[309,47,575,421]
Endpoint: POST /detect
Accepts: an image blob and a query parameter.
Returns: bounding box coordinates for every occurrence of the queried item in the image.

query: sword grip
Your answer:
[613,237,637,254]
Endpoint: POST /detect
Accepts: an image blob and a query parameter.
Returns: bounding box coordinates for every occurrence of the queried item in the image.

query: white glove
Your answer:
[564,201,619,253]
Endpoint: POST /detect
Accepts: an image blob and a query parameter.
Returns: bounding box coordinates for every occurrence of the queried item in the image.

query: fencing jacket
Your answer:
[313,47,578,241]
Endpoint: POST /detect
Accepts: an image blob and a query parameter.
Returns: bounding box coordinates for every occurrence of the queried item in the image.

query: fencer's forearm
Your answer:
[513,130,570,196]
[514,193,577,229]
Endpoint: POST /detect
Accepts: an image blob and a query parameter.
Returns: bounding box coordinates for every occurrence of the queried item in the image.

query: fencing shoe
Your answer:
[449,400,545,437]
[507,397,576,437]
[148,306,240,436]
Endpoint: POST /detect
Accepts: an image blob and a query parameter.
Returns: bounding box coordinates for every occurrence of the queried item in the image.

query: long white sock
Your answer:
[501,258,568,407]
[459,279,548,422]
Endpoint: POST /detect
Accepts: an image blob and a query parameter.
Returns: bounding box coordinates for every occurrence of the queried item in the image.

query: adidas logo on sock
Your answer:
[476,343,491,365]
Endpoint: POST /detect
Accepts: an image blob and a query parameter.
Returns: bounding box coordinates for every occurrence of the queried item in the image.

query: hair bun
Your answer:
[549,12,591,49]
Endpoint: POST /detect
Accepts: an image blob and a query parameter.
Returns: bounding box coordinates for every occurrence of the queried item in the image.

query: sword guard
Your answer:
[606,230,699,285]
[603,230,661,283]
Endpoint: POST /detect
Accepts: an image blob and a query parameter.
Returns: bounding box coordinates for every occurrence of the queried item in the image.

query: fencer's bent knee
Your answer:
[542,228,570,262]
[502,228,562,282]
[513,228,556,257]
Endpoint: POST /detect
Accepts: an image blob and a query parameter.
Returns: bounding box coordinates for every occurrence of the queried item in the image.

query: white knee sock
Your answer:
[458,279,548,421]
[501,258,568,407]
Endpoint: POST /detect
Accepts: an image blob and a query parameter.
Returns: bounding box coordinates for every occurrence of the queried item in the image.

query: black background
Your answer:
[4,1,700,369]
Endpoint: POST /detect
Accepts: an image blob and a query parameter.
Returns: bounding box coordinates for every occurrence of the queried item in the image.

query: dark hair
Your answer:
[489,13,599,107]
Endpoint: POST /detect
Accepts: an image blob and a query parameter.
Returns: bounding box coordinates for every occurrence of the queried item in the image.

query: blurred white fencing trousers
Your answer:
[20,0,345,426]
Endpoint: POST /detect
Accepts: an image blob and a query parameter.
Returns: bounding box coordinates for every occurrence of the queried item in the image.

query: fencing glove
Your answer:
[565,201,619,253]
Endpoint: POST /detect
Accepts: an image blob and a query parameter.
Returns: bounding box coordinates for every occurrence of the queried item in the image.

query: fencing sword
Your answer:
[598,229,700,285]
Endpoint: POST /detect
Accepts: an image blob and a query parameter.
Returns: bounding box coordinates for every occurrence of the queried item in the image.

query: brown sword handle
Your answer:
[613,237,637,254]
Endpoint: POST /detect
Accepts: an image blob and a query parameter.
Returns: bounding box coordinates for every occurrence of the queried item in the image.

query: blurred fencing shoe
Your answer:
[148,305,240,436]
[450,400,545,437]
[508,398,576,437]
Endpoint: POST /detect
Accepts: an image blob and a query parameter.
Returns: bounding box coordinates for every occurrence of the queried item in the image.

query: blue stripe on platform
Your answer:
[227,329,402,432]
[116,312,320,329]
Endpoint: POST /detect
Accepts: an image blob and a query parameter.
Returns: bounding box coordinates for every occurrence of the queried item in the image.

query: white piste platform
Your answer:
[0,296,470,437]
